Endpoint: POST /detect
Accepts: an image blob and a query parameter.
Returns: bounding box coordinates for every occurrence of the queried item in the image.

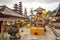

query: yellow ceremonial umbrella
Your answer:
[42,10,47,15]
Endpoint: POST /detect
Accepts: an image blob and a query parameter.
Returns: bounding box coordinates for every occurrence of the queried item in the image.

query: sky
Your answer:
[0,0,60,15]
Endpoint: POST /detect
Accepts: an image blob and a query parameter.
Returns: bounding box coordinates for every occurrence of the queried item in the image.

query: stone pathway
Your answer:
[20,26,56,40]
[55,29,60,34]
[0,26,57,40]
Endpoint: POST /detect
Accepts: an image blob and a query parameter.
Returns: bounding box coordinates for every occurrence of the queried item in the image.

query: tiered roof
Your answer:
[34,7,45,12]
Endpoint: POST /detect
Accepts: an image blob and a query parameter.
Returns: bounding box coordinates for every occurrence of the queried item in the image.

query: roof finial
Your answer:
[30,8,33,16]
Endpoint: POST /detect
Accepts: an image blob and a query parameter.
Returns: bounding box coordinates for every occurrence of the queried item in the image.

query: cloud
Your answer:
[0,0,59,16]
[0,0,60,5]
[45,0,60,3]
[15,0,60,3]
[22,0,60,3]
[34,0,60,3]
[0,0,59,11]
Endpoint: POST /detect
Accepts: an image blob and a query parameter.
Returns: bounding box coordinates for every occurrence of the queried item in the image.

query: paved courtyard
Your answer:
[20,26,56,40]
[1,26,60,40]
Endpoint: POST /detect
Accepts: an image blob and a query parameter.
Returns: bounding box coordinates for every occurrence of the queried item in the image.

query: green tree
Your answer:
[46,11,53,17]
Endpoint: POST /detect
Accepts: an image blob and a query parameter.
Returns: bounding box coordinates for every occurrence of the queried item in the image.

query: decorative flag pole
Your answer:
[30,8,33,26]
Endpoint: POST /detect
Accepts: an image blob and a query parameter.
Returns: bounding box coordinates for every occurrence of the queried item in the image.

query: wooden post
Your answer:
[1,21,4,40]
[15,21,20,36]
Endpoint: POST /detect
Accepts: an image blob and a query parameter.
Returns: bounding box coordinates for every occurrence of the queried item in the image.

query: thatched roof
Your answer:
[0,5,27,18]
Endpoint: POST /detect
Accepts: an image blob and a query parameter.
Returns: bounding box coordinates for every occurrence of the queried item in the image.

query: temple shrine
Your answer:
[51,3,60,29]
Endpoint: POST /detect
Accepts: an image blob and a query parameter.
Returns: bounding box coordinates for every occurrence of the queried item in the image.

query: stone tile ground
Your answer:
[20,26,56,40]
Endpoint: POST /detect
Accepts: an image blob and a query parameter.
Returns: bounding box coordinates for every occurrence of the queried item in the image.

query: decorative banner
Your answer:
[30,19,32,26]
